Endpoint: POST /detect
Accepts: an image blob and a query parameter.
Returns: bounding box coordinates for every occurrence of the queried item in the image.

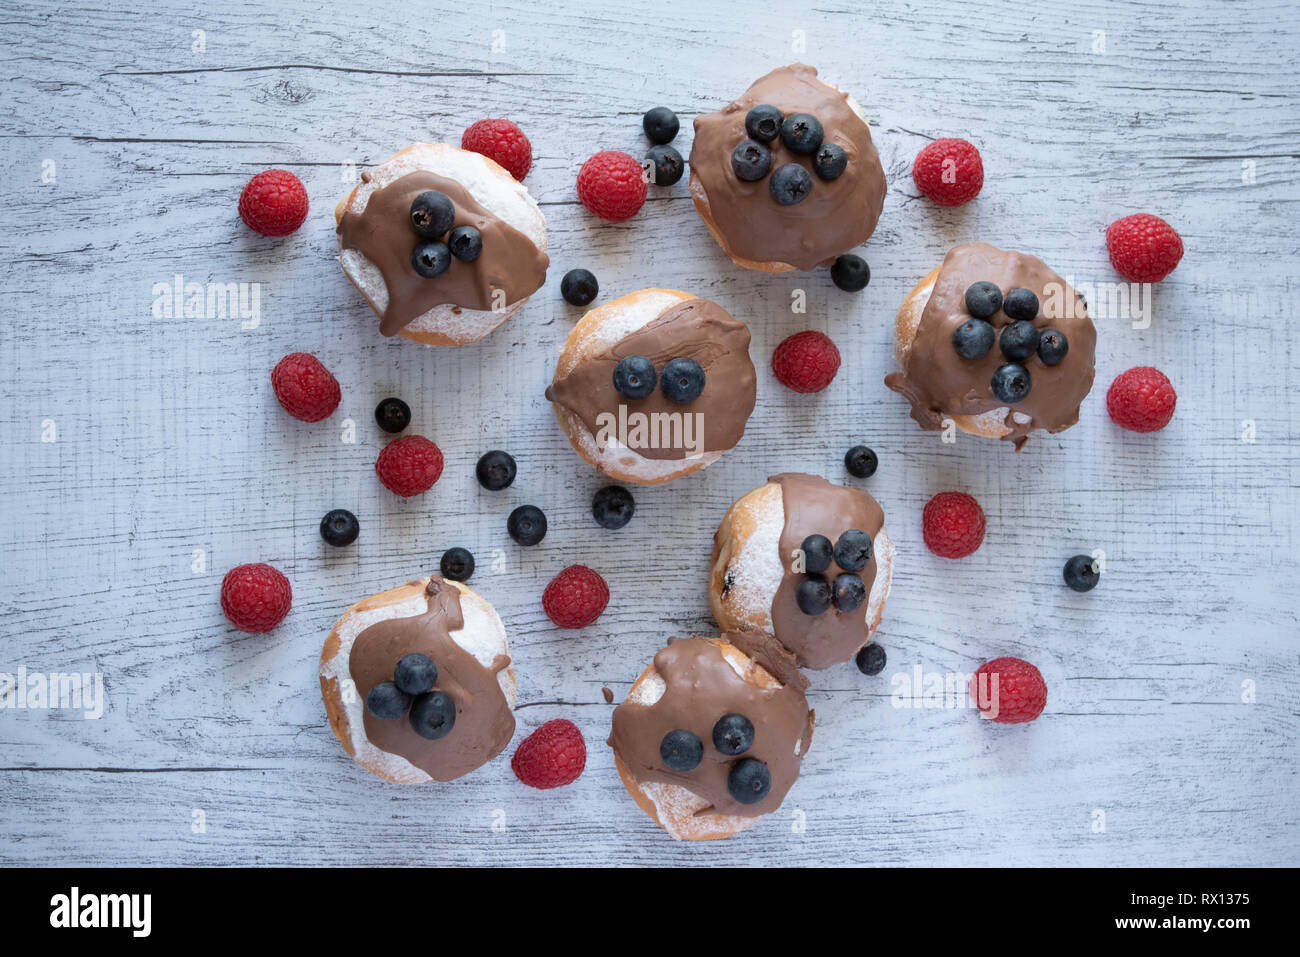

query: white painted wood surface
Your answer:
[1,0,1297,867]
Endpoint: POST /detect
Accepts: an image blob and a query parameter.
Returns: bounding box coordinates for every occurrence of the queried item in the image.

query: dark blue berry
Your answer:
[730,139,772,182]
[796,574,832,615]
[844,445,878,478]
[1002,287,1040,321]
[964,282,1003,318]
[660,356,705,403]
[411,241,451,278]
[1000,320,1041,361]
[643,106,679,145]
[780,113,824,155]
[366,681,411,720]
[727,758,771,805]
[952,319,996,359]
[855,642,886,676]
[769,163,813,205]
[991,363,1032,403]
[660,729,703,771]
[447,225,482,262]
[1063,554,1100,592]
[409,191,455,239]
[394,653,437,695]
[560,268,599,306]
[812,142,848,180]
[320,509,359,547]
[712,713,755,755]
[645,145,684,186]
[834,529,873,572]
[613,355,658,399]
[409,690,456,740]
[831,254,870,291]
[744,104,783,143]
[1037,329,1069,366]
[832,572,866,613]
[592,485,635,530]
[800,534,834,574]
[507,505,547,546]
[476,450,516,491]
[439,546,475,582]
[374,397,411,434]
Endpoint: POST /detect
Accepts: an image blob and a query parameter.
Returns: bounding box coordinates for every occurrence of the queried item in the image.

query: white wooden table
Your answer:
[2,0,1296,867]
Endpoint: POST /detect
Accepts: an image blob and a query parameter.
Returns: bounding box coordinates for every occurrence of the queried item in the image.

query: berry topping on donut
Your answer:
[812,142,848,180]
[727,758,772,805]
[744,104,783,142]
[1002,287,1040,321]
[832,573,867,613]
[447,225,483,261]
[769,163,813,205]
[394,653,438,695]
[731,139,773,181]
[800,534,834,573]
[712,713,756,755]
[660,729,704,771]
[999,320,1041,361]
[661,356,706,403]
[953,318,996,359]
[409,691,457,740]
[780,112,824,155]
[612,354,658,399]
[461,118,532,181]
[409,190,456,238]
[411,240,451,278]
[912,137,984,207]
[796,575,833,615]
[366,682,411,720]
[990,363,1032,403]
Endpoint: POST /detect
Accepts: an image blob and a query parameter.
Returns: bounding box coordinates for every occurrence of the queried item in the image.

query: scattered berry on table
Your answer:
[844,445,878,479]
[771,330,841,393]
[576,150,647,221]
[1105,213,1183,283]
[856,642,886,676]
[238,169,308,237]
[560,268,599,306]
[645,144,684,186]
[319,509,359,547]
[912,138,983,206]
[830,254,870,291]
[922,492,986,559]
[375,435,444,497]
[271,352,340,423]
[507,504,547,546]
[1106,366,1177,432]
[592,485,635,529]
[1063,554,1100,592]
[969,657,1047,724]
[542,564,609,629]
[374,397,411,434]
[511,718,587,789]
[461,118,532,181]
[475,450,517,491]
[220,563,292,634]
[439,546,475,583]
[642,106,680,144]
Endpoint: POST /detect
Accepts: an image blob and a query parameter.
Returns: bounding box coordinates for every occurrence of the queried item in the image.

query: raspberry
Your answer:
[511,718,587,789]
[911,138,983,207]
[969,657,1047,724]
[922,492,986,559]
[220,563,292,633]
[270,352,341,422]
[375,435,444,497]
[1106,366,1177,433]
[1105,213,1184,283]
[542,565,610,629]
[238,169,309,237]
[576,150,647,221]
[771,330,841,393]
[461,119,532,181]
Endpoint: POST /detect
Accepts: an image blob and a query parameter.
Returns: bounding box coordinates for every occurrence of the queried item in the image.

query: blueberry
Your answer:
[592,485,635,530]
[991,363,1032,403]
[612,355,658,399]
[964,281,1003,318]
[780,112,824,155]
[476,450,517,491]
[409,690,456,740]
[1000,320,1041,361]
[812,143,848,180]
[642,106,679,145]
[1063,554,1100,592]
[560,268,599,307]
[712,713,755,755]
[769,163,813,205]
[645,145,684,186]
[394,653,437,696]
[832,573,867,613]
[374,397,411,434]
[447,225,483,262]
[744,104,783,143]
[844,445,878,478]
[831,254,870,292]
[1037,329,1069,366]
[800,534,834,574]
[855,642,886,676]
[366,681,411,720]
[834,529,873,572]
[409,190,455,239]
[727,758,771,805]
[320,509,359,547]
[730,139,772,182]
[411,241,451,278]
[1002,287,1040,321]
[952,319,996,359]
[660,729,703,771]
[660,357,705,403]
[507,505,547,546]
[796,574,832,615]
[439,546,475,582]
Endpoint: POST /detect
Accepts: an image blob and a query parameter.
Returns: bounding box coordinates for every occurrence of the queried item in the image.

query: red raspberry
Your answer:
[511,718,587,789]
[969,657,1047,724]
[270,352,341,422]
[220,563,292,633]
[922,492,986,559]
[1105,213,1184,283]
[375,435,444,497]
[1106,366,1177,433]
[576,151,647,221]
[912,138,984,207]
[542,565,610,629]
[238,169,309,237]
[461,119,532,181]
[771,330,841,393]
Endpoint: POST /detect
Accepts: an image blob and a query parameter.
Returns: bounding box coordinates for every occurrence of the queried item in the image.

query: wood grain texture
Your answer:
[1,0,1297,866]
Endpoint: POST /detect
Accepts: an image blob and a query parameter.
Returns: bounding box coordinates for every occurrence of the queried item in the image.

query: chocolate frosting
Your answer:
[338,170,548,337]
[544,297,756,461]
[690,63,887,269]
[348,577,514,781]
[885,242,1097,449]
[608,634,814,819]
